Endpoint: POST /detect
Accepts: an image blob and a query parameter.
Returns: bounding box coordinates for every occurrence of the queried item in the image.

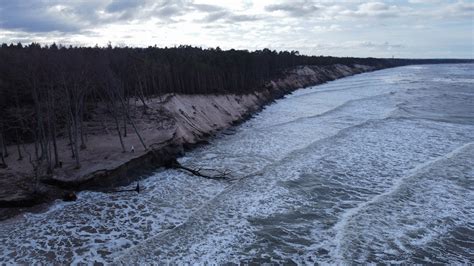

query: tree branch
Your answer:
[170,160,233,180]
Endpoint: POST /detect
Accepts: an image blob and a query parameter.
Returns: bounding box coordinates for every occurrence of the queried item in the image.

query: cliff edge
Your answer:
[0,63,380,217]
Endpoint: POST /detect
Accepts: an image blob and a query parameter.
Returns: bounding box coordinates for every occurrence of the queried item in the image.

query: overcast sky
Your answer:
[0,0,473,58]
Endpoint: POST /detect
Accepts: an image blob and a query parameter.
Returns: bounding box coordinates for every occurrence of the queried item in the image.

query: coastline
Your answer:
[0,63,383,220]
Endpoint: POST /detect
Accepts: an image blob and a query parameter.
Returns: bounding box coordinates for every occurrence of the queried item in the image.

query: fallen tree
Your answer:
[167,159,233,180]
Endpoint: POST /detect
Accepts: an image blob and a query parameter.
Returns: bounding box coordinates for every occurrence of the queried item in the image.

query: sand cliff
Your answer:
[0,63,379,214]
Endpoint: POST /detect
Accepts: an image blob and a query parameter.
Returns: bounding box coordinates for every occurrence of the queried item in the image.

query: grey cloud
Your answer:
[156,5,183,18]
[0,0,263,33]
[441,1,474,18]
[0,15,80,33]
[0,0,88,32]
[201,11,229,22]
[340,2,401,18]
[363,2,389,11]
[199,9,259,23]
[106,0,147,13]
[0,0,192,33]
[154,0,191,19]
[198,5,260,23]
[228,14,259,22]
[265,1,320,16]
[191,3,224,12]
[105,0,152,20]
[189,2,259,24]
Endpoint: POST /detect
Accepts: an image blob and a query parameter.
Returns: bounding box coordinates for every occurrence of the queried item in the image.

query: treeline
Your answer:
[0,43,471,172]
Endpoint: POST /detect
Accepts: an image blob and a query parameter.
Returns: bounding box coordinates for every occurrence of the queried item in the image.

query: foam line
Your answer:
[263,93,393,129]
[331,142,474,261]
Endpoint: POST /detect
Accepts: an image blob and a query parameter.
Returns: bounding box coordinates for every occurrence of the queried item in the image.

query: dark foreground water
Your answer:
[1,64,473,264]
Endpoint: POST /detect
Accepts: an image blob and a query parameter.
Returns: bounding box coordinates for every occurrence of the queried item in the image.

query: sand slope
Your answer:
[0,64,378,212]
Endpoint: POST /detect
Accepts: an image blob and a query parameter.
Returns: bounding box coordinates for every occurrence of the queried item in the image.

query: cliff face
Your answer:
[0,63,380,212]
[268,64,375,92]
[164,64,377,146]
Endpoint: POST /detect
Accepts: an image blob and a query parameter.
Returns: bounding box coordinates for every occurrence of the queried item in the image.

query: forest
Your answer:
[0,43,471,174]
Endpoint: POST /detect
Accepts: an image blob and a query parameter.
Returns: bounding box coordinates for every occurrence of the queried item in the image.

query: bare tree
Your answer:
[0,131,7,168]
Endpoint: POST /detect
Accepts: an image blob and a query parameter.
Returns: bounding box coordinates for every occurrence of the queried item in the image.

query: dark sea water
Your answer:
[0,64,473,264]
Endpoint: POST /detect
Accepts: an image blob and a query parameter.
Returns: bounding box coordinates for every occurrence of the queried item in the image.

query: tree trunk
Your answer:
[123,113,128,138]
[66,119,75,159]
[15,131,23,161]
[113,111,126,152]
[52,126,59,167]
[79,99,87,150]
[0,132,6,168]
[2,133,8,158]
[120,98,147,150]
[72,104,81,169]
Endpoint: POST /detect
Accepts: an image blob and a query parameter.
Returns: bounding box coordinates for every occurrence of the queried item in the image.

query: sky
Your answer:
[0,0,473,58]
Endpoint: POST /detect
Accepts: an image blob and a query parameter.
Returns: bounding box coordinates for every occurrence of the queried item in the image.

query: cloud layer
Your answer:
[0,0,472,58]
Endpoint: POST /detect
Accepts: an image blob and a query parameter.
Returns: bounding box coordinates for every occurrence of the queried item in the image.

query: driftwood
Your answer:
[114,182,141,193]
[169,160,232,180]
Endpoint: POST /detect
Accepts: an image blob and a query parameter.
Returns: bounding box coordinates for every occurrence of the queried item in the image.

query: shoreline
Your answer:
[0,63,384,220]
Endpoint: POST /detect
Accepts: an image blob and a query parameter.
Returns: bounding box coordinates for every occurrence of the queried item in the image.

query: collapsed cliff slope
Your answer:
[0,63,379,212]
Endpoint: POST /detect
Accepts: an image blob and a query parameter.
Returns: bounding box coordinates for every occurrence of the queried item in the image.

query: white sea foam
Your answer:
[331,142,474,262]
